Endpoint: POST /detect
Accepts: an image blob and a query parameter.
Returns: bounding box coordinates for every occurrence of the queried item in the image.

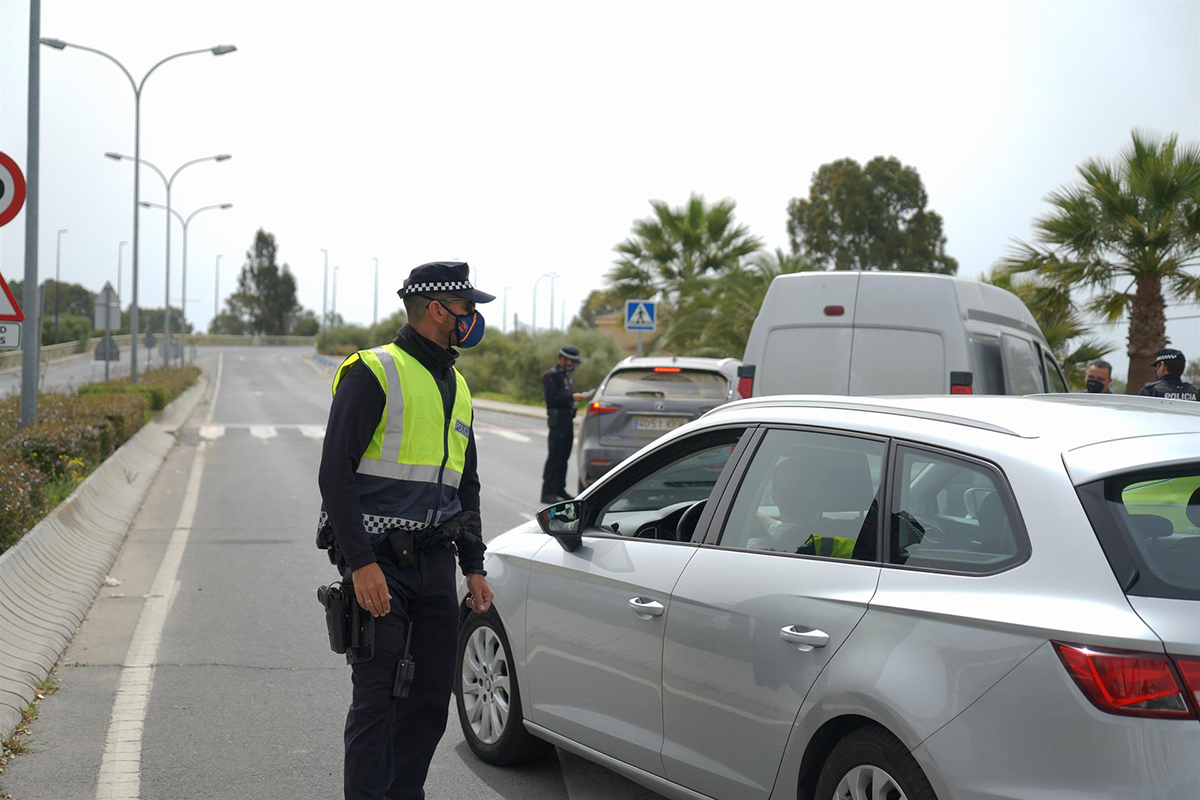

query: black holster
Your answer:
[316,580,375,664]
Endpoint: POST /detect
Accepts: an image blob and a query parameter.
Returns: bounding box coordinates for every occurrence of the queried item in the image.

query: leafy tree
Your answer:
[576,289,624,328]
[289,309,320,337]
[221,229,299,335]
[787,156,957,274]
[606,194,763,304]
[1185,358,1200,385]
[121,306,190,336]
[9,279,98,343]
[665,248,813,357]
[1000,130,1200,392]
[983,269,1111,390]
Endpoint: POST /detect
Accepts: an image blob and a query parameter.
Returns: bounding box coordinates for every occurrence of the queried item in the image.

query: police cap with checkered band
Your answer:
[398,261,495,304]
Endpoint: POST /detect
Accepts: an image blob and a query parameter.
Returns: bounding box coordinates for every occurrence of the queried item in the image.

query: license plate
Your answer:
[631,415,685,432]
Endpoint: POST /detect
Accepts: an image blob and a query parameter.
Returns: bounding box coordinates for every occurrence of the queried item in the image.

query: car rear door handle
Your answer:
[629,597,665,617]
[780,626,829,649]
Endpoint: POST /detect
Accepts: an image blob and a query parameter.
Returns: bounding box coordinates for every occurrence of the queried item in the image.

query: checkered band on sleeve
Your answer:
[401,281,473,295]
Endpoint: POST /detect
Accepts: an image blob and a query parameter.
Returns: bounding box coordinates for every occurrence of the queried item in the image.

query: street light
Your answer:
[117,240,128,308]
[373,257,379,325]
[332,266,341,321]
[107,151,231,366]
[532,272,558,333]
[43,37,237,383]
[140,200,232,362]
[321,249,329,328]
[213,254,224,331]
[53,228,66,344]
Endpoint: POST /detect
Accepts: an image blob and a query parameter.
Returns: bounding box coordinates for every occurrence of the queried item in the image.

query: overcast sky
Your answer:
[1,0,1197,378]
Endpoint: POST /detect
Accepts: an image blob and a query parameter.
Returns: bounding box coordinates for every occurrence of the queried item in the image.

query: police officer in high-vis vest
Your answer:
[1138,348,1199,401]
[317,261,495,800]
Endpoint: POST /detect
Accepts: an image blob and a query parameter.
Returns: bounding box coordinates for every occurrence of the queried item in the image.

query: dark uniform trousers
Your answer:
[542,416,574,498]
[344,545,458,800]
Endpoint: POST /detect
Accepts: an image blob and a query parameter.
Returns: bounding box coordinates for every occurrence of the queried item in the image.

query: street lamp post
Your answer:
[117,240,127,308]
[332,266,340,321]
[532,272,558,333]
[141,201,232,363]
[107,151,230,366]
[42,37,237,383]
[373,257,379,326]
[53,228,66,344]
[213,254,223,330]
[321,249,329,328]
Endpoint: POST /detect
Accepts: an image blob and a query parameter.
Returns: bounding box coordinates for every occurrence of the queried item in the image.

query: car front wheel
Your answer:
[815,725,937,800]
[455,610,550,765]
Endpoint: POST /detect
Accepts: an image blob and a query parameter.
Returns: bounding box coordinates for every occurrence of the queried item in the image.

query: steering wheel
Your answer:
[676,500,708,543]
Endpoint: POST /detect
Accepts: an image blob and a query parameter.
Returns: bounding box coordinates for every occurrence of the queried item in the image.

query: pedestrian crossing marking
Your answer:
[199,425,225,441]
[249,426,278,440]
[299,425,326,439]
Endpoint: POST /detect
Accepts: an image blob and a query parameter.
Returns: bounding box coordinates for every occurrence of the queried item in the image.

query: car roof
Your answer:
[704,393,1200,451]
[611,356,741,374]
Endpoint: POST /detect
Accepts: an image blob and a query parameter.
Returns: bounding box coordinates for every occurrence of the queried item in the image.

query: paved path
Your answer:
[0,348,661,800]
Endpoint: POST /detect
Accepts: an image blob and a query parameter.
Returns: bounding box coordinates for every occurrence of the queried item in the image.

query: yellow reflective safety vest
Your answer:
[332,343,473,535]
[805,534,856,559]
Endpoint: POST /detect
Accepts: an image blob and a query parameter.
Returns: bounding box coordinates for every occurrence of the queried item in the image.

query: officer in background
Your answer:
[1138,348,1199,400]
[1082,359,1115,394]
[541,345,587,505]
[317,261,496,800]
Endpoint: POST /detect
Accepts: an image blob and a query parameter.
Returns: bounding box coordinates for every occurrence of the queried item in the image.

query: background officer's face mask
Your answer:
[1086,378,1105,393]
[454,311,485,348]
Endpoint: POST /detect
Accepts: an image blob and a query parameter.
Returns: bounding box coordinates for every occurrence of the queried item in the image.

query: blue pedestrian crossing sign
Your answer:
[624,300,656,332]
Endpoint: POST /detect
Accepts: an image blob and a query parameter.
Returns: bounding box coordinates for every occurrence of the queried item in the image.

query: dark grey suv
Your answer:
[576,356,741,492]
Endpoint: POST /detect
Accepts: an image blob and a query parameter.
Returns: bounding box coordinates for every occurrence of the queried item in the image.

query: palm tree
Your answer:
[607,194,764,306]
[665,248,812,356]
[983,269,1111,389]
[1000,130,1200,391]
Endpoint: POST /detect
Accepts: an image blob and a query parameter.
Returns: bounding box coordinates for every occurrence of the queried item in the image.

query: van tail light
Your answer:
[950,370,973,395]
[1053,642,1197,719]
[736,365,756,399]
[823,305,845,316]
[587,401,620,415]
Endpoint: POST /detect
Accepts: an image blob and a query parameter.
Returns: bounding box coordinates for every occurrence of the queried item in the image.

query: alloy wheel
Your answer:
[834,764,908,800]
[461,625,511,745]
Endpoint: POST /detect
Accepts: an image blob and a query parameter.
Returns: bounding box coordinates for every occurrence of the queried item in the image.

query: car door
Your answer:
[525,426,752,777]
[661,427,887,800]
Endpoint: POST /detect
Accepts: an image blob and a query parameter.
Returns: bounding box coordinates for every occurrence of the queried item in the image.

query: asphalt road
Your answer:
[0,346,217,396]
[0,348,661,800]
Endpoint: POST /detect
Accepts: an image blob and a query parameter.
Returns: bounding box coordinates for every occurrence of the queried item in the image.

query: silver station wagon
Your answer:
[455,394,1200,800]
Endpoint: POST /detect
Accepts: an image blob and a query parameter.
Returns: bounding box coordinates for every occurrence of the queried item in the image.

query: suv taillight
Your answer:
[587,401,620,415]
[736,377,753,399]
[1177,657,1200,708]
[1054,642,1198,720]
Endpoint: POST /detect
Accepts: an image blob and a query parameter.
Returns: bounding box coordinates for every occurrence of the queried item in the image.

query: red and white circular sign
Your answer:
[0,151,27,229]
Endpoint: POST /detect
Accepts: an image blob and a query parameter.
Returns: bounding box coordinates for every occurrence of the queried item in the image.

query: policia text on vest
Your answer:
[316,259,496,800]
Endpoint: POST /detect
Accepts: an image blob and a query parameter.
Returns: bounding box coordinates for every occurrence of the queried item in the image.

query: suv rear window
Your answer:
[602,369,729,401]
[1080,467,1200,600]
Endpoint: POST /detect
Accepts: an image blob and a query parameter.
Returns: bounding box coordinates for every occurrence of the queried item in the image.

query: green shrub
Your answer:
[79,365,199,410]
[0,458,45,552]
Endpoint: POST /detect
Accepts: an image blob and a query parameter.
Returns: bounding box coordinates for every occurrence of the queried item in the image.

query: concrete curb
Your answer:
[0,375,208,738]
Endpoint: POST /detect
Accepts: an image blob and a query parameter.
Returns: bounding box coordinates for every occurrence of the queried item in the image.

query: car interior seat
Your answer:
[975,492,1015,555]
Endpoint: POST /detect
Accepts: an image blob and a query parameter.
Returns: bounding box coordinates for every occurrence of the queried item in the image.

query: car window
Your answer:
[1042,350,1068,393]
[1001,334,1043,395]
[595,435,741,539]
[717,429,885,562]
[602,368,729,401]
[970,337,1004,395]
[1102,469,1200,599]
[889,446,1025,573]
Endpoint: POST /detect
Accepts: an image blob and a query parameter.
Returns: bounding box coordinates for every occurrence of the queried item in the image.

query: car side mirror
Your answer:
[537,500,583,552]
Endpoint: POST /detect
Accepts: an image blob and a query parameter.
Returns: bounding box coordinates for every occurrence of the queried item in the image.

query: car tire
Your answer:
[814,725,938,800]
[454,609,550,766]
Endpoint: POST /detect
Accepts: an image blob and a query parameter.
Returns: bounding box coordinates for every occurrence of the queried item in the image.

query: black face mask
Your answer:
[1086,379,1105,394]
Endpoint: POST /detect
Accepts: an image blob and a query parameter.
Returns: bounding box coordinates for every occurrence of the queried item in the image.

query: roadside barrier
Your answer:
[0,376,208,738]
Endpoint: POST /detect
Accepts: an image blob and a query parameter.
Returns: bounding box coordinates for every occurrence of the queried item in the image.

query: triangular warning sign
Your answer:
[0,271,25,322]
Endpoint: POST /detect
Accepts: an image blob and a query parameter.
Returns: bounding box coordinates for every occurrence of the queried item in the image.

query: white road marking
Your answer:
[94,442,208,800]
[475,424,531,443]
[204,353,224,425]
[299,425,326,439]
[249,426,277,440]
[198,425,225,441]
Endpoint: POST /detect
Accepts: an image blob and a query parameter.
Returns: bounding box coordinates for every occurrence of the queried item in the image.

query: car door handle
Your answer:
[780,626,829,648]
[629,597,665,617]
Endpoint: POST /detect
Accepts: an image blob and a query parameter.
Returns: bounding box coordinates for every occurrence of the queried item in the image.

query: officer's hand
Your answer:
[465,574,494,614]
[572,392,587,403]
[352,562,391,617]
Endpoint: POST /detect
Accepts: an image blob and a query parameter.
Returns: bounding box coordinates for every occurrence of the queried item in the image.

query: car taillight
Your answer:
[1053,642,1196,719]
[950,385,973,395]
[736,377,753,399]
[587,401,619,415]
[950,370,973,395]
[1176,657,1200,708]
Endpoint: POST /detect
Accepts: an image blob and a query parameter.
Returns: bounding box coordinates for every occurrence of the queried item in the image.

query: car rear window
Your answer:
[602,369,729,401]
[1082,466,1200,600]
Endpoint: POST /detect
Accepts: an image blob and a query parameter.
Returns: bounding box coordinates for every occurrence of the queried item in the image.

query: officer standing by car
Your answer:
[541,345,587,505]
[1138,348,1199,400]
[317,261,496,800]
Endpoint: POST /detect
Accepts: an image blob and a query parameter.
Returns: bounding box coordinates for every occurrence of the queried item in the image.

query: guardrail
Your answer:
[0,334,316,370]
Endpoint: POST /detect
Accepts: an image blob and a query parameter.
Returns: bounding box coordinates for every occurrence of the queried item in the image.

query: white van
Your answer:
[738,271,1068,397]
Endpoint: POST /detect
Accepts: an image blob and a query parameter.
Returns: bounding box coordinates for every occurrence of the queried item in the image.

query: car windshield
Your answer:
[1101,467,1200,599]
[603,368,728,401]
